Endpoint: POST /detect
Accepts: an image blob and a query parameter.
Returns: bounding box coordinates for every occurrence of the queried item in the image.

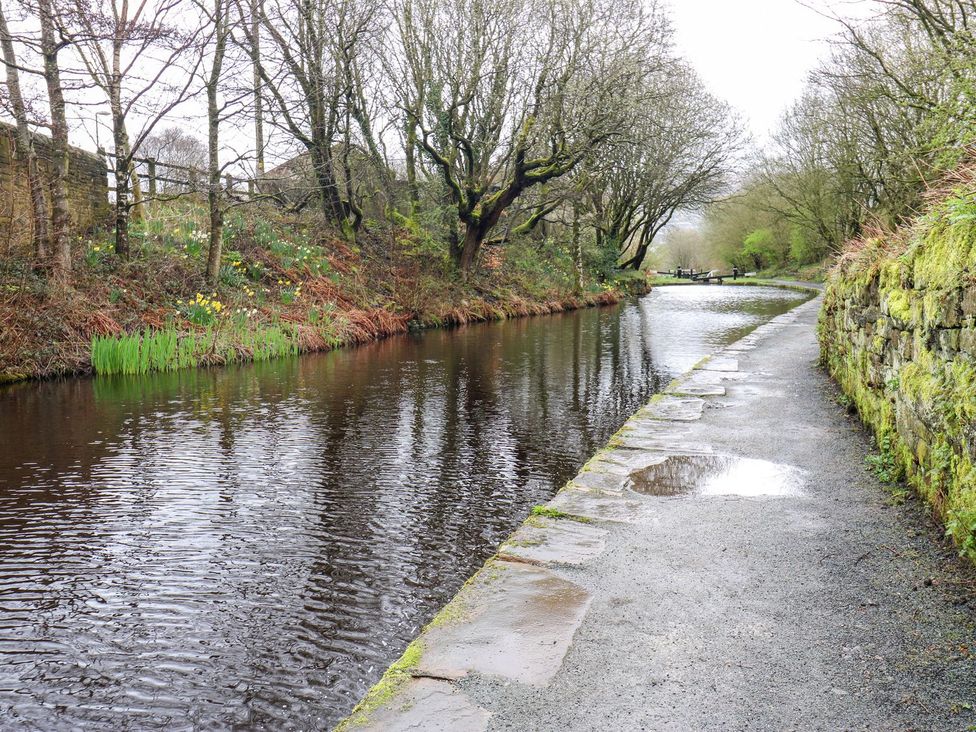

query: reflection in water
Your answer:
[0,286,809,728]
[629,455,806,497]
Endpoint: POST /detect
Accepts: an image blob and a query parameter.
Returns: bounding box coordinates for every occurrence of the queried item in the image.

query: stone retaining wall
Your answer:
[0,121,110,254]
[819,196,976,560]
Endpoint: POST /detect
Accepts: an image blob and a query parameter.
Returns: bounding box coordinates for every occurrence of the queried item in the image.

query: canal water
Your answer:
[0,285,810,729]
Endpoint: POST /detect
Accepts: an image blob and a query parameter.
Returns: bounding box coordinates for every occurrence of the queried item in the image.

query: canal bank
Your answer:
[0,285,814,728]
[340,292,976,731]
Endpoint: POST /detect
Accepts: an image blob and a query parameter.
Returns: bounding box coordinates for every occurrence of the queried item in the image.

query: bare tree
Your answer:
[66,0,202,258]
[248,0,262,177]
[37,0,71,273]
[141,126,208,186]
[396,0,661,275]
[586,63,741,270]
[195,0,232,283]
[234,0,382,240]
[0,0,48,261]
[660,227,710,271]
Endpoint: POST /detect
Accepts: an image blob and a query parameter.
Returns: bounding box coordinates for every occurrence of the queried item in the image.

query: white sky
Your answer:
[669,0,854,141]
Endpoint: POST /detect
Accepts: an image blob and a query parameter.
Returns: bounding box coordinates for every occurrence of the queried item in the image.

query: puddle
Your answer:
[628,455,805,498]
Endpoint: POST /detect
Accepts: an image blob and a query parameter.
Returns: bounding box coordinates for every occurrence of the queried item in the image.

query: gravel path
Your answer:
[343,295,976,732]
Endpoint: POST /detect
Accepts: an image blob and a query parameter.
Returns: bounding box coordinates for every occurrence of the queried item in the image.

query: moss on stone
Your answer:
[335,639,425,731]
[886,288,913,323]
[821,186,976,563]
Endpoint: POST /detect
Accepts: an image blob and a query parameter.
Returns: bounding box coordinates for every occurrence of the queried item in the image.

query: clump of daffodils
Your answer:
[83,238,112,266]
[176,292,224,326]
[279,279,303,305]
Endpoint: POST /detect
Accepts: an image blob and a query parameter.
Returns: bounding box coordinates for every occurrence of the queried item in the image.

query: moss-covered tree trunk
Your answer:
[572,204,583,293]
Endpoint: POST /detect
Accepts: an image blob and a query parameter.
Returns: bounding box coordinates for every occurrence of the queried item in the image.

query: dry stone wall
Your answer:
[819,194,976,560]
[0,121,109,254]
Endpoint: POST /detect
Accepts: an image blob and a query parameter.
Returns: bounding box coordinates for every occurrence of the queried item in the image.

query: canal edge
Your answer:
[334,285,823,732]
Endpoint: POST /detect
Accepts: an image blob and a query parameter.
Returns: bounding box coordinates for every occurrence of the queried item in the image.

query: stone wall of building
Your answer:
[0,121,110,254]
[819,194,976,560]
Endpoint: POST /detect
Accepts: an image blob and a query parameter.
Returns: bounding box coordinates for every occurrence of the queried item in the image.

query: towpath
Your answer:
[341,294,976,732]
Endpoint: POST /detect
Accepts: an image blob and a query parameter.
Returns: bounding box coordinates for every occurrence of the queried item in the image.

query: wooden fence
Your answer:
[103,150,263,200]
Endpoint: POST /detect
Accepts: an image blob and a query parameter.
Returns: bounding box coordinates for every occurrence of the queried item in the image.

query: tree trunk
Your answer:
[621,242,649,270]
[204,117,222,281]
[339,105,361,242]
[251,0,264,179]
[457,222,485,274]
[129,157,145,222]
[206,191,222,283]
[404,120,419,212]
[454,183,522,275]
[205,0,227,284]
[37,0,70,274]
[0,4,49,262]
[112,109,130,258]
[310,142,347,229]
[572,205,582,293]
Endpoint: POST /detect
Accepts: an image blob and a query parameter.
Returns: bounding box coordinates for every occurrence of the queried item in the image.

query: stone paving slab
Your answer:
[354,679,490,732]
[413,560,592,686]
[699,356,740,372]
[679,370,751,390]
[637,396,705,421]
[612,436,715,454]
[569,469,630,493]
[591,449,670,471]
[668,383,727,397]
[548,487,657,523]
[499,517,608,567]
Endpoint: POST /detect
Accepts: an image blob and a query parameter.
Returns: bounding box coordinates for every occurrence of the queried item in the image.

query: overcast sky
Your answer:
[669,0,851,141]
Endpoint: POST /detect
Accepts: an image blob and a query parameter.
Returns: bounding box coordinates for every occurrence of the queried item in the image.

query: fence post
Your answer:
[147,158,157,197]
[225,173,234,194]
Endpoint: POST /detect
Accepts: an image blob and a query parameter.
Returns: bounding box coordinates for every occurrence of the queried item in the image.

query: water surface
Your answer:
[0,285,810,728]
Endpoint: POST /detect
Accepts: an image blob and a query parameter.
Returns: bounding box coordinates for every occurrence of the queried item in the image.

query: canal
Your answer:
[0,285,810,728]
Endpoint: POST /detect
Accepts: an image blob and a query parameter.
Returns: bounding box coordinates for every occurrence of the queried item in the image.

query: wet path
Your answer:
[349,296,976,732]
[0,286,809,729]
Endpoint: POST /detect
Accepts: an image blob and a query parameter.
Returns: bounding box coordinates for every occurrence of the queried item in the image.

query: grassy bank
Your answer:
[754,262,828,283]
[0,201,647,382]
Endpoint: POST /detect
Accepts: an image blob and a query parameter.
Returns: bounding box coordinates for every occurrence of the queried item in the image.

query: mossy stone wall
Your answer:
[819,194,976,560]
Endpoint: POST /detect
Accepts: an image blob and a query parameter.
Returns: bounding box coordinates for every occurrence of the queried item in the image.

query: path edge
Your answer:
[333,283,822,732]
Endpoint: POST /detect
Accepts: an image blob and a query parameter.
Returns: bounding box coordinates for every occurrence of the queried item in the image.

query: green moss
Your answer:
[886,288,912,323]
[335,640,424,731]
[530,504,592,523]
[911,197,976,287]
[821,194,976,563]
[503,535,544,549]
[425,596,469,629]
